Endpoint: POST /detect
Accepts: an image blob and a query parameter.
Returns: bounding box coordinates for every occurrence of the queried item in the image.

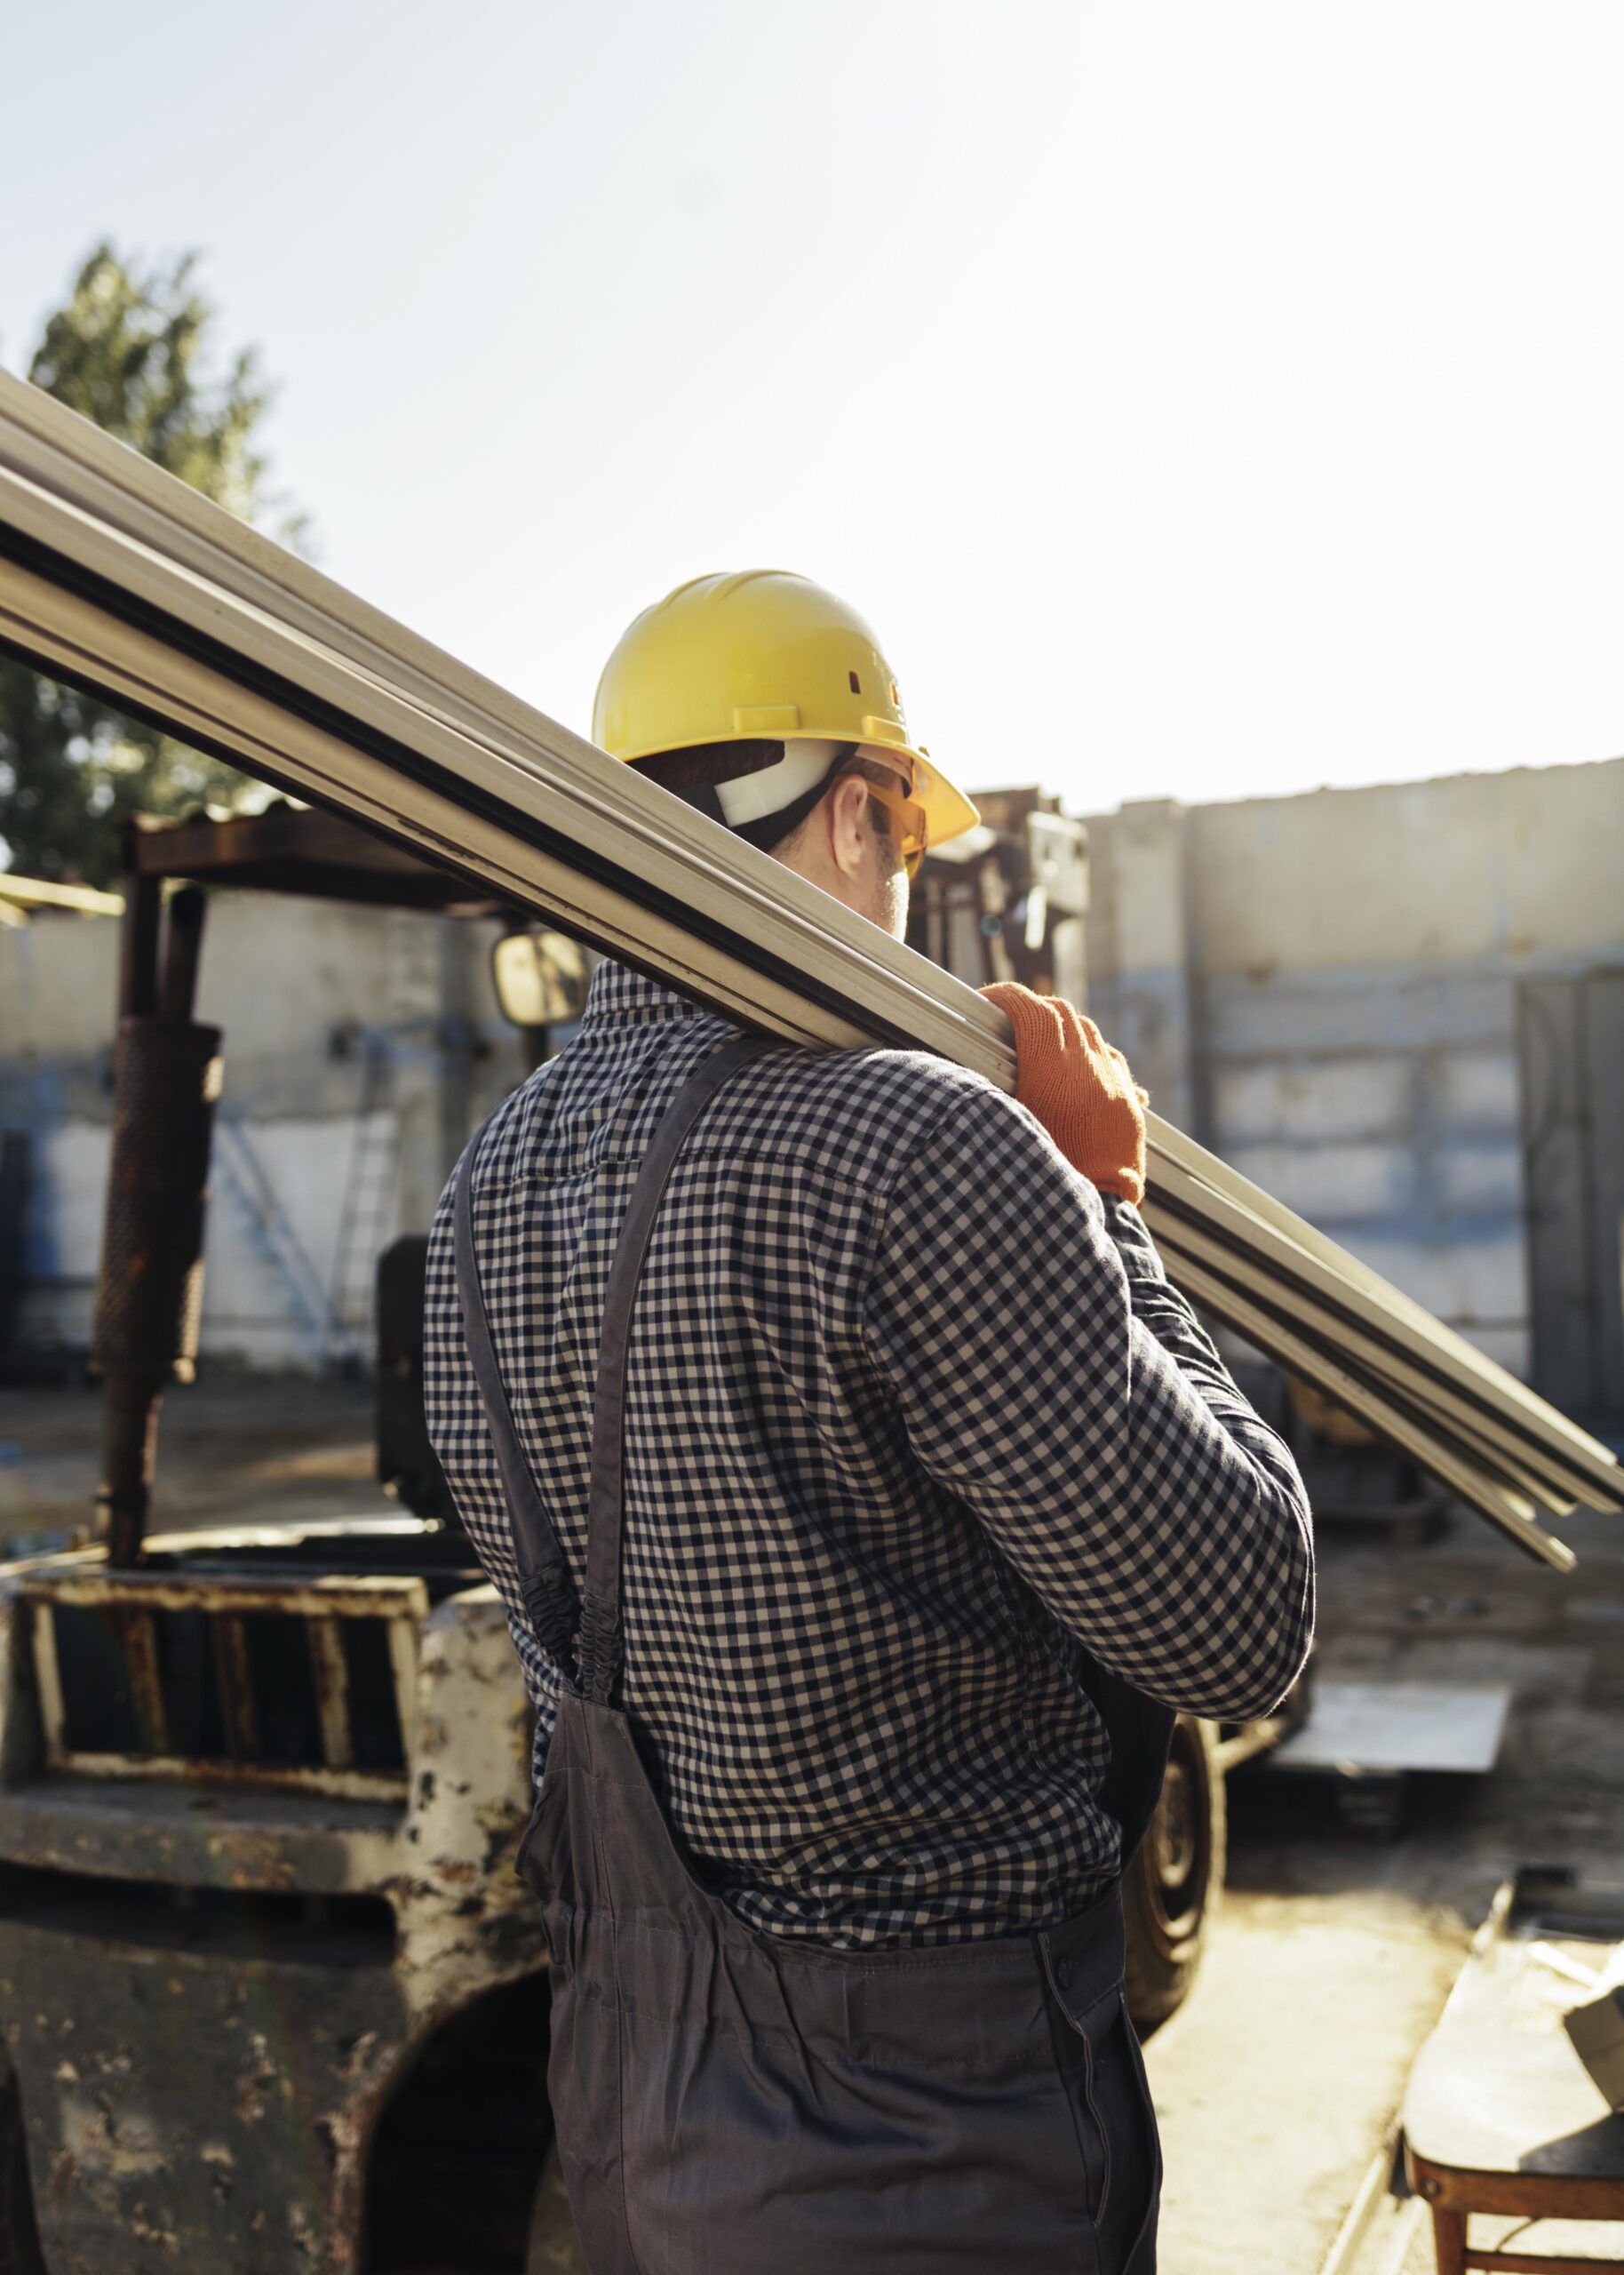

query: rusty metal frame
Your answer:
[23,1570,426,1802]
[1210,1714,1294,1777]
[128,805,522,913]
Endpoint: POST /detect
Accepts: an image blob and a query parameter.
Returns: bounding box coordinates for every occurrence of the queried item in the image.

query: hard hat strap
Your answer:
[667,743,859,855]
[735,743,857,851]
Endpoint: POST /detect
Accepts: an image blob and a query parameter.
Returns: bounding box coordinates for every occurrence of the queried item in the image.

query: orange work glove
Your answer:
[980,982,1147,1207]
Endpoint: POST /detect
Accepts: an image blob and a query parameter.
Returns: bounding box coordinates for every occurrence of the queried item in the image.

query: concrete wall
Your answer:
[0,897,530,1371]
[4,757,1619,1385]
[1084,757,1624,1379]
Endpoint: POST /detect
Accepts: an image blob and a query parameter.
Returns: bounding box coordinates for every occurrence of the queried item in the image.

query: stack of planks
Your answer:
[1142,1125,1623,1568]
[1,371,1618,1569]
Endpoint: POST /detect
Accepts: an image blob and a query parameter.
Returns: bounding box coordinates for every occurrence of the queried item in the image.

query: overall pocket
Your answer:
[1040,1933,1117,2229]
[514,1776,563,1898]
[1041,1928,1163,2273]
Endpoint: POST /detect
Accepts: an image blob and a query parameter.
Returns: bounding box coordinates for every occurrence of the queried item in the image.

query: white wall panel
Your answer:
[1213,1057,1413,1145]
[1221,1139,1421,1222]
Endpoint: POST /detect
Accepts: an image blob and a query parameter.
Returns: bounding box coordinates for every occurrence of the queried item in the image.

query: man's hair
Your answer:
[632,742,896,857]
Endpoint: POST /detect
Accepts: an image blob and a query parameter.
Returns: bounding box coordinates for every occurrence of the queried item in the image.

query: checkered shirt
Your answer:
[424,961,1314,1949]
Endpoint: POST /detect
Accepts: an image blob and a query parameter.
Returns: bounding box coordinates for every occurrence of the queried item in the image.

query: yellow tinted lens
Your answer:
[856,771,927,878]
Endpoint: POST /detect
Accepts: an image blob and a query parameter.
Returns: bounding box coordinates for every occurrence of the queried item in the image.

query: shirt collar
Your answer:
[582,958,705,1028]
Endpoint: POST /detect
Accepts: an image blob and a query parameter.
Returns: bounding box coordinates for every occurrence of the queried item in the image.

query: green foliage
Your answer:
[0,243,304,885]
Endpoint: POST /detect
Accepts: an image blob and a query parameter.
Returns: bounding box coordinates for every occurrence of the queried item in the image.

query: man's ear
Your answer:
[827,773,872,881]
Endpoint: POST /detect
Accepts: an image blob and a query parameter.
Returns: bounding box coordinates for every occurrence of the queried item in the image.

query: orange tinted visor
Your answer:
[847,765,928,878]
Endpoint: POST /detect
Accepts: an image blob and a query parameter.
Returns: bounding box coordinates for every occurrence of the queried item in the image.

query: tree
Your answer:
[0,243,305,883]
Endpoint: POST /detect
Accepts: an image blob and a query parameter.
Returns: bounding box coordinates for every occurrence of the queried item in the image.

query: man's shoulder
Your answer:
[736,1038,1038,1196]
[428,1022,1051,1217]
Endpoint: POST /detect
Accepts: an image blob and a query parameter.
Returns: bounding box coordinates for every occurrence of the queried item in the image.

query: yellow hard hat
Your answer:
[592,570,980,852]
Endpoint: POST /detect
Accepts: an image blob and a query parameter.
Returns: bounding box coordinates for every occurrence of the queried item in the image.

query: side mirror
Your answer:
[491,928,590,1029]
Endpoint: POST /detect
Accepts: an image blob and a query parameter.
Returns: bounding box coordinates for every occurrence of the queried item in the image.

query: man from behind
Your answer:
[425,569,1314,2273]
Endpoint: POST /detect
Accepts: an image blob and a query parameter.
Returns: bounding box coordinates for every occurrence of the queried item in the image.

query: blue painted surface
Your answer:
[2,1061,74,1288]
[1100,951,1577,1355]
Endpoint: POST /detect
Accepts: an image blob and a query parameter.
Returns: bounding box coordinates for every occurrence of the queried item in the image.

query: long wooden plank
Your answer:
[1149,1201,1603,1512]
[1,374,1614,1561]
[1150,1115,1620,1475]
[0,382,1010,1082]
[1157,1245,1577,1570]
[1147,1157,1624,1509]
[0,544,877,1060]
[6,359,1601,1488]
[1150,1220,1586,1517]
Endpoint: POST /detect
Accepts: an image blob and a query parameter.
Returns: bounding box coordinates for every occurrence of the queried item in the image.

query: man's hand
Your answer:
[980,982,1147,1206]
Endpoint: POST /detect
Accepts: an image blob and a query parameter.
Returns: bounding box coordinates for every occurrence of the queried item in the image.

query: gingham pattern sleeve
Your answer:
[860,1082,1316,1721]
[1101,1193,1316,1482]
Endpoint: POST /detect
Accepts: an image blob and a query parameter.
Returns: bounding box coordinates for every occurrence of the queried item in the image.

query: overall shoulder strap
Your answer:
[453,1103,583,1675]
[577,1034,768,1704]
[1073,1646,1176,1872]
[453,1036,768,1693]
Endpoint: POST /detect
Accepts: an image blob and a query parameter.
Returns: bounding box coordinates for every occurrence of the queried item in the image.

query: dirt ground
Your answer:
[3,1374,1621,2272]
[1150,1496,1624,2273]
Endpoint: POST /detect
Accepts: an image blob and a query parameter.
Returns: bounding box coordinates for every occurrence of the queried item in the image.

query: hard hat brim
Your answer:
[908,756,982,851]
[857,745,981,850]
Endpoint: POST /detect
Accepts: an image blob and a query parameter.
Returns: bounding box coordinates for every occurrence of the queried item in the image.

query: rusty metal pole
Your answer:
[93,871,219,1566]
[96,858,163,1564]
[116,861,160,1021]
[157,881,206,1021]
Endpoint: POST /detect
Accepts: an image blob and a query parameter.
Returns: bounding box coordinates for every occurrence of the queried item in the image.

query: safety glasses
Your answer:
[845,767,928,878]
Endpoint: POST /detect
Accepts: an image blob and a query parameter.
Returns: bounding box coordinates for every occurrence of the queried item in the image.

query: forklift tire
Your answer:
[0,2066,46,2275]
[1122,1714,1226,2037]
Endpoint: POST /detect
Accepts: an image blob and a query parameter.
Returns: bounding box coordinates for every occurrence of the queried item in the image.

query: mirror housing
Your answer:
[491,928,590,1030]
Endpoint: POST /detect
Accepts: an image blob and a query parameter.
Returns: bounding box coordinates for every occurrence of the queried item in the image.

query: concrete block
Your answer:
[1437,1142,1523,1218]
[1114,968,1196,1130]
[1202,967,1516,1058]
[1334,1226,1528,1332]
[1104,803,1196,1132]
[1500,762,1624,962]
[1182,759,1624,976]
[27,1120,110,1287]
[1214,1058,1412,1145]
[1457,1323,1531,1378]
[0,920,118,1058]
[1222,1141,1420,1223]
[1564,1985,1624,2111]
[1111,802,1189,973]
[195,905,347,1054]
[12,1120,111,1351]
[1434,1048,1519,1132]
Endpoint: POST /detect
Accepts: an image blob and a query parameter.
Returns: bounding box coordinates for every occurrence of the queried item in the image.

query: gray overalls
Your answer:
[454,1037,1170,2273]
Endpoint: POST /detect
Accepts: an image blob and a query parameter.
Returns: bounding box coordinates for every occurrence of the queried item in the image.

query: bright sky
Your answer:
[4,1,1621,817]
